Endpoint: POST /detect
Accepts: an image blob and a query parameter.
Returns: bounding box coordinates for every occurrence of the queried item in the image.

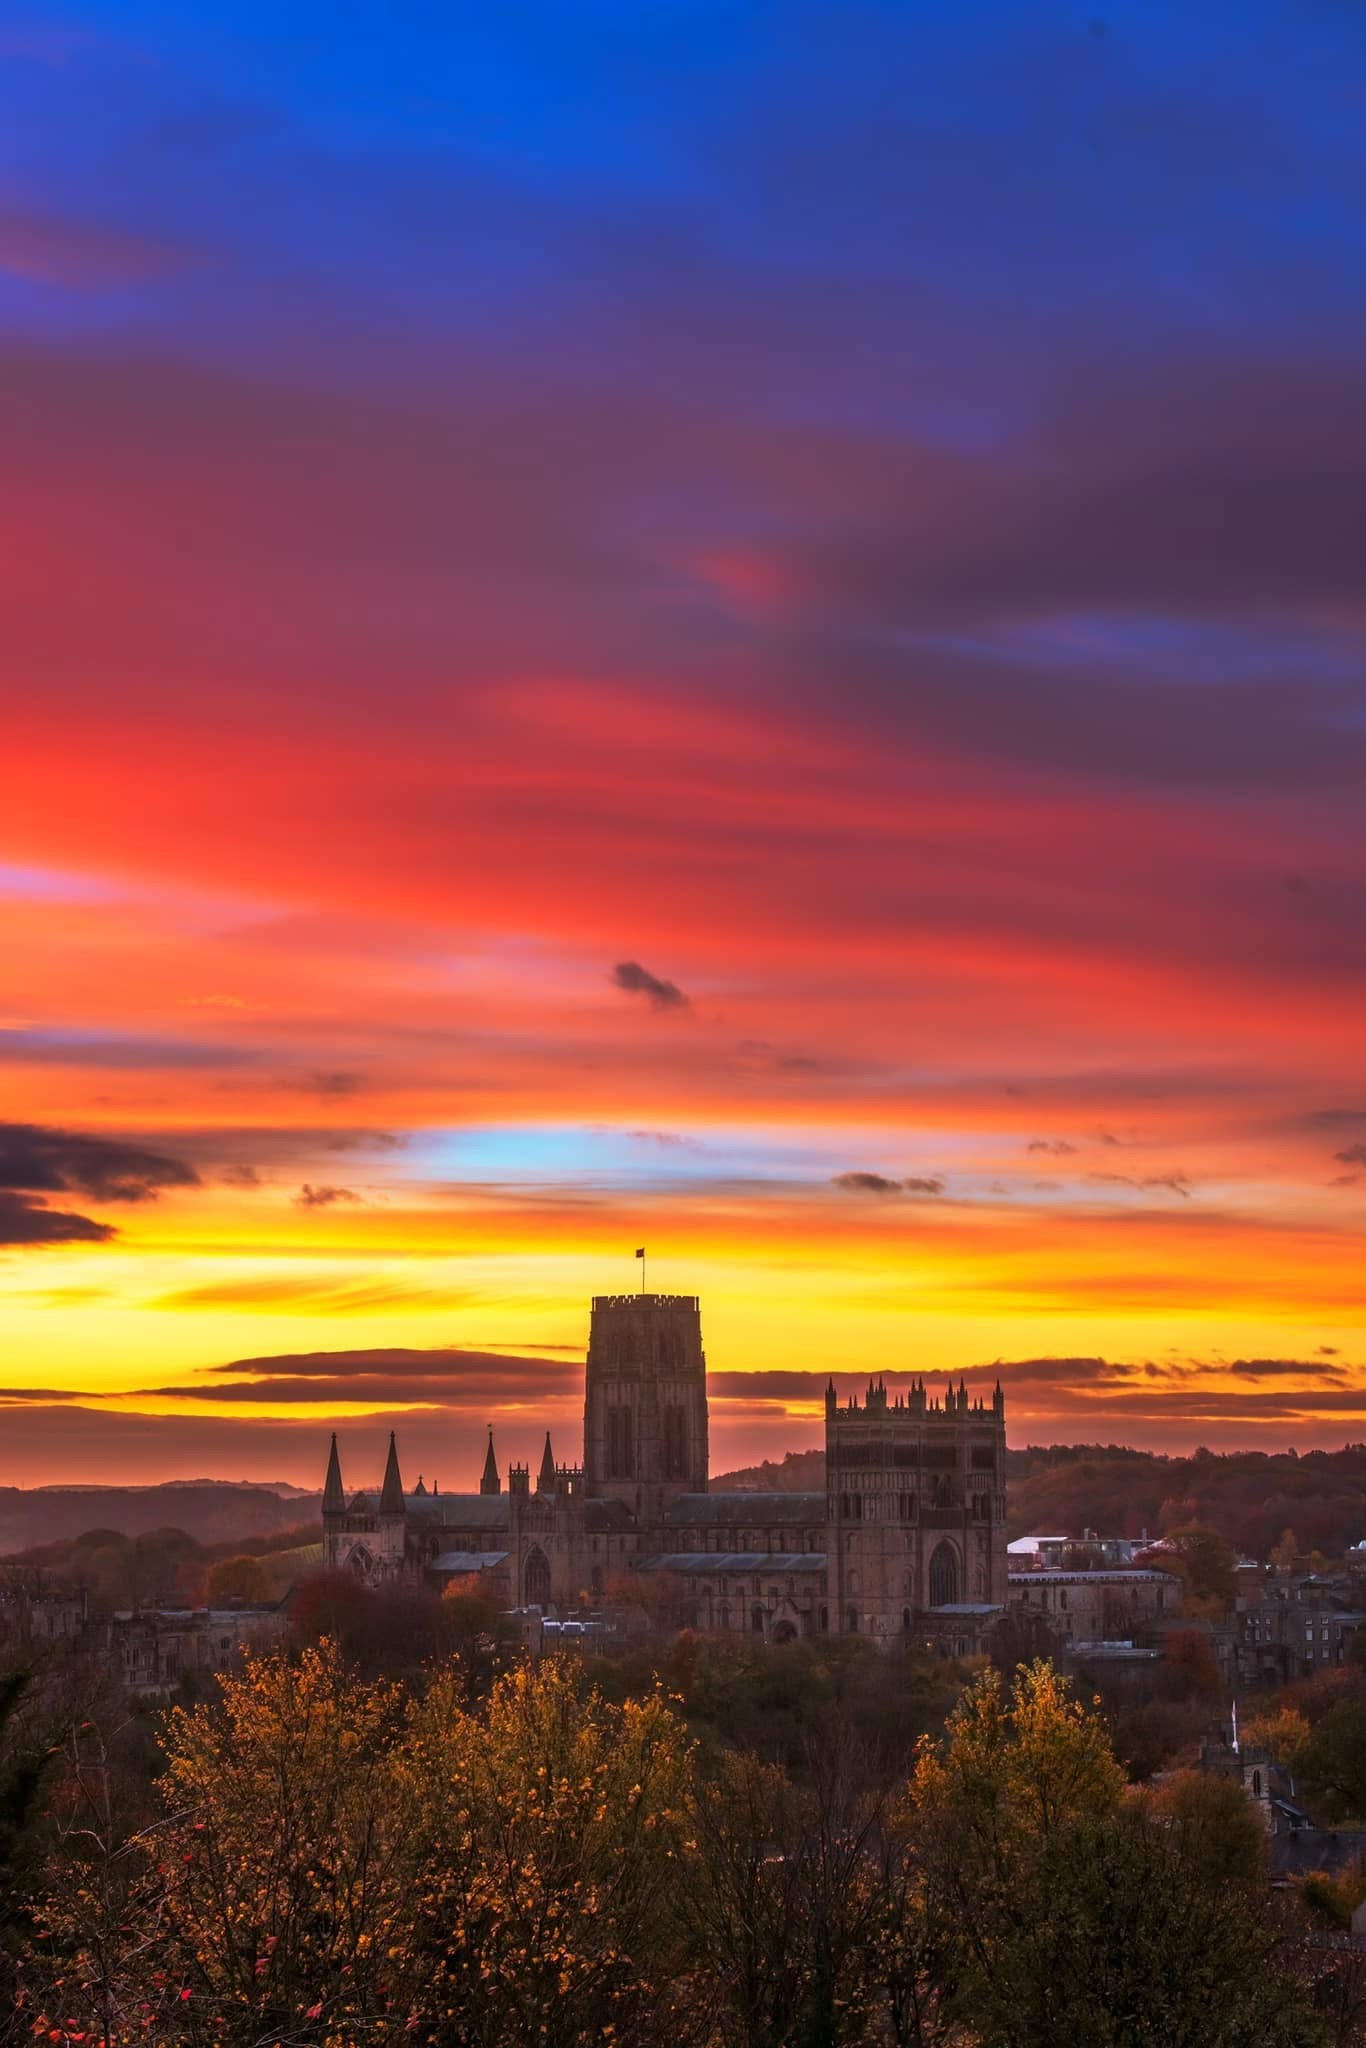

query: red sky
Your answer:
[1,5,1364,1486]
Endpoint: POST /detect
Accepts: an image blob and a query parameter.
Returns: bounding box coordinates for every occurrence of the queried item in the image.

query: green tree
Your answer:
[1296,1698,1366,1824]
[1147,1524,1239,1615]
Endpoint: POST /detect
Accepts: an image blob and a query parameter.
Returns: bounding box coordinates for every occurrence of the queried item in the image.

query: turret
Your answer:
[480,1427,501,1496]
[380,1431,405,1515]
[537,1431,556,1493]
[322,1433,345,1517]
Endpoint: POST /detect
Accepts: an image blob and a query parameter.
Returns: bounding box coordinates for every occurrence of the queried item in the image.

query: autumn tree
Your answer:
[403,1657,693,2047]
[152,1639,419,2040]
[903,1660,1318,2048]
[1141,1523,1238,1616]
[204,1552,272,1605]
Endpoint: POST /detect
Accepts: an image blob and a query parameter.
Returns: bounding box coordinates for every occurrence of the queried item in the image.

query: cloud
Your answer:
[1089,1171,1193,1199]
[1334,1144,1366,1167]
[151,1277,479,1314]
[304,1071,364,1097]
[1027,1139,1076,1156]
[0,1191,115,1247]
[831,1171,945,1196]
[611,960,689,1010]
[293,1183,362,1208]
[0,1121,199,1202]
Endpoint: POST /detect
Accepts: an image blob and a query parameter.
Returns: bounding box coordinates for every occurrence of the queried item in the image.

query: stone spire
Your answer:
[538,1431,556,1491]
[322,1432,345,1515]
[480,1427,501,1496]
[380,1430,405,1515]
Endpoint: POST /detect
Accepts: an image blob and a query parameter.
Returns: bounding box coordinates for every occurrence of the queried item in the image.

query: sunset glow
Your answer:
[2,3,1364,1483]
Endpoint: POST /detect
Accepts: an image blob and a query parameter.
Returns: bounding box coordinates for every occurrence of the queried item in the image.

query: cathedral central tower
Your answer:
[582,1293,709,1516]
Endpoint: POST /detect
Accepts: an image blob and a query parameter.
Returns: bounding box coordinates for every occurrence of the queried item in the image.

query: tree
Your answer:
[680,1732,888,2048]
[1142,1524,1238,1615]
[204,1553,272,1605]
[1295,1698,1366,1824]
[1243,1705,1310,1766]
[152,1639,418,2039]
[403,1657,693,2046]
[1143,1769,1269,1886]
[904,1661,1318,2048]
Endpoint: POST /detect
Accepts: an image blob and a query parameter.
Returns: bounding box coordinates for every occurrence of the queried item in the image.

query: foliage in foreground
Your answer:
[9,1648,1338,2048]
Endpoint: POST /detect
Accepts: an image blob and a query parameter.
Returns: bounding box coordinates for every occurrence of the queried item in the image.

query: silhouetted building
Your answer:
[322,1292,1008,1649]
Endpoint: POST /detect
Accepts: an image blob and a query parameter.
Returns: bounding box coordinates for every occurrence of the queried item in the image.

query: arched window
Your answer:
[846,1606,859,1633]
[523,1546,551,1608]
[751,1604,765,1634]
[1252,1769,1263,1798]
[718,1603,730,1630]
[819,1605,828,1631]
[928,1541,959,1607]
[902,1607,912,1631]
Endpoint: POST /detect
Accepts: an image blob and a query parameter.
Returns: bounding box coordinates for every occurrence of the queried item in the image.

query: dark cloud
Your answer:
[304,1071,364,1097]
[611,961,689,1010]
[293,1183,362,1208]
[220,1164,262,1188]
[832,1171,946,1197]
[0,1191,114,1247]
[1334,1144,1366,1167]
[1089,1171,1193,1199]
[0,1121,198,1203]
[1027,1139,1076,1156]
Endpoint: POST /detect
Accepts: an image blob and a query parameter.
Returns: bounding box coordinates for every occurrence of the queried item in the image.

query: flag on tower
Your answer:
[635,1247,645,1259]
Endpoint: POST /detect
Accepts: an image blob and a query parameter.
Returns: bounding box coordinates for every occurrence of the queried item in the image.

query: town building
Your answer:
[322,1291,1010,1648]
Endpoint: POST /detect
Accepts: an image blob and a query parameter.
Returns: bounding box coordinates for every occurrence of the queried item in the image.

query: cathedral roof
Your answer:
[662,1492,827,1527]
[585,1498,636,1532]
[637,1551,827,1574]
[430,1550,509,1574]
[403,1492,511,1531]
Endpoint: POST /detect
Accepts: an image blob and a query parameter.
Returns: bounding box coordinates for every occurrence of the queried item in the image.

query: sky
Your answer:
[1,0,1364,1487]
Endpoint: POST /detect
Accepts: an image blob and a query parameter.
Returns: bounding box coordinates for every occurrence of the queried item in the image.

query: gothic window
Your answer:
[846,1606,859,1633]
[751,1604,765,1634]
[1252,1770,1262,1798]
[903,1608,912,1631]
[663,1404,686,1479]
[819,1605,828,1631]
[523,1547,551,1608]
[718,1604,730,1630]
[928,1541,959,1607]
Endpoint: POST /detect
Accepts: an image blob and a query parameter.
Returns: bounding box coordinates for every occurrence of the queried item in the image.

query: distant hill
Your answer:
[715,1442,1366,1562]
[713,1449,826,1493]
[0,1483,321,1555]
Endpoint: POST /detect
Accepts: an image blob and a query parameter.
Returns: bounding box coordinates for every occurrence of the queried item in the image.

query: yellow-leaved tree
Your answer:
[401,1658,693,2047]
[155,1638,420,2041]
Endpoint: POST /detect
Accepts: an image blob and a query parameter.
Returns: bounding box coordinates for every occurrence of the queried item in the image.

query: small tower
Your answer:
[377,1431,407,1571]
[537,1432,556,1495]
[321,1433,346,1568]
[480,1428,501,1496]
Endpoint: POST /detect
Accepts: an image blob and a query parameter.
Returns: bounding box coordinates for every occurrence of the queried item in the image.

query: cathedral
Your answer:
[321,1291,1009,1650]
